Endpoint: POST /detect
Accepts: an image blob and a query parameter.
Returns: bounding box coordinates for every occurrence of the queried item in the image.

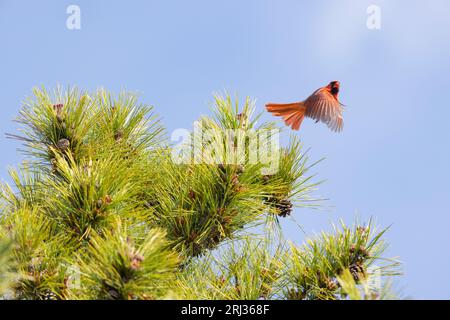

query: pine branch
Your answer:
[279,220,401,300]
[177,238,284,300]
[72,221,179,300]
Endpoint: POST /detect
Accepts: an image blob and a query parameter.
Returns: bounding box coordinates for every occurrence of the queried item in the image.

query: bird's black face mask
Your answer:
[330,82,339,95]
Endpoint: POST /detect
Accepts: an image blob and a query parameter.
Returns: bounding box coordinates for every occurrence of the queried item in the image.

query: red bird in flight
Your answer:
[265,81,344,132]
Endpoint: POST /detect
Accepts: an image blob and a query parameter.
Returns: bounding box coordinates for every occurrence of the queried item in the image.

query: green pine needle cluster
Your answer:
[0,87,401,300]
[281,220,401,300]
[73,222,179,300]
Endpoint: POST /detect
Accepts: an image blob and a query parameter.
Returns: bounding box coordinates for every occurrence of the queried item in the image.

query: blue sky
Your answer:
[1,0,450,298]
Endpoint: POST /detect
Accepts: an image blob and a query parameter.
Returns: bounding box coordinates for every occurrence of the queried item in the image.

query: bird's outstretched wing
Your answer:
[304,88,344,132]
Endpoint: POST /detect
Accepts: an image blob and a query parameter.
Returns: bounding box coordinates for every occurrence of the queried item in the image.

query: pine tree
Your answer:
[0,87,401,300]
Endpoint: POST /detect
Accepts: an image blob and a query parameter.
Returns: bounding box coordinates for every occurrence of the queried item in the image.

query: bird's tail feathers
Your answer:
[265,102,306,131]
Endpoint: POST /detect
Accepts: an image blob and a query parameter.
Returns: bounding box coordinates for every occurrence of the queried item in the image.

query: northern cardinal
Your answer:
[265,81,344,132]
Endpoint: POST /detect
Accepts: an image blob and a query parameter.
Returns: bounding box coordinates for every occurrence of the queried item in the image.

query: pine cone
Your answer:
[230,174,240,188]
[325,277,338,291]
[349,263,365,282]
[57,138,70,152]
[96,199,103,209]
[130,253,144,270]
[53,104,64,123]
[104,195,112,205]
[359,246,369,258]
[261,174,273,184]
[276,198,293,217]
[236,113,248,128]
[108,289,120,299]
[53,103,63,111]
[350,244,369,261]
[114,130,124,142]
[357,226,368,234]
